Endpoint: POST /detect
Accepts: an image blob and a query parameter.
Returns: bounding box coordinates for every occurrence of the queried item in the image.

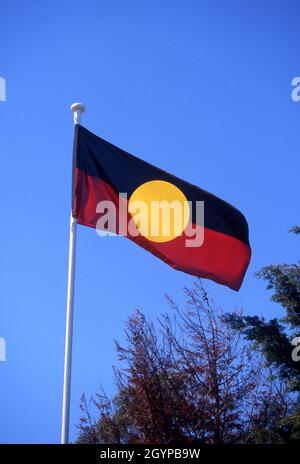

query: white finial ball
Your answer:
[71,102,86,113]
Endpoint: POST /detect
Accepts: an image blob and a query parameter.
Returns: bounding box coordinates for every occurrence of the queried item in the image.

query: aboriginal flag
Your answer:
[73,125,251,290]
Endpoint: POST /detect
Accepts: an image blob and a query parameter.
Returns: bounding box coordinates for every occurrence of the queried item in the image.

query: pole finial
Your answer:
[71,102,85,125]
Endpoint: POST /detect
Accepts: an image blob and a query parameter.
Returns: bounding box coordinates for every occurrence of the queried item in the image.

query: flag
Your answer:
[73,125,251,290]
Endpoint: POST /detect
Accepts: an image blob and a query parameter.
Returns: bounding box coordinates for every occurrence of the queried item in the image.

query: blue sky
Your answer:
[0,0,299,444]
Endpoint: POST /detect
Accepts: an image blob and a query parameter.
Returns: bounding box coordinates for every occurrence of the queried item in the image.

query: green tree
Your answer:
[223,226,300,442]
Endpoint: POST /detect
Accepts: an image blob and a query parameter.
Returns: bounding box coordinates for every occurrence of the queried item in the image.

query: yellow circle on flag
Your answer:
[128,180,190,243]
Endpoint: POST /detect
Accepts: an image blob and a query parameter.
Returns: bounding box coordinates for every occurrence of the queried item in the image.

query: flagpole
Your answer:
[61,102,85,444]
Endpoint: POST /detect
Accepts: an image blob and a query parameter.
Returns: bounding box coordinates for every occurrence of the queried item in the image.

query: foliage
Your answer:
[223,226,300,441]
[77,281,291,444]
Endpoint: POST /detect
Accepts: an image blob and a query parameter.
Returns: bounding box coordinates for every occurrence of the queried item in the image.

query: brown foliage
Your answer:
[77,281,291,444]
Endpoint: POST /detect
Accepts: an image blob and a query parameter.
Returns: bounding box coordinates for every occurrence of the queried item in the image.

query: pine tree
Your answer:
[223,226,300,442]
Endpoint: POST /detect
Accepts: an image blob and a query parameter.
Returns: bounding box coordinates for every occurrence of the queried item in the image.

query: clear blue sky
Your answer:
[0,0,299,444]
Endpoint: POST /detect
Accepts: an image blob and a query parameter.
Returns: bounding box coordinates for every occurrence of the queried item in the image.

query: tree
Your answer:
[77,281,291,444]
[223,226,300,441]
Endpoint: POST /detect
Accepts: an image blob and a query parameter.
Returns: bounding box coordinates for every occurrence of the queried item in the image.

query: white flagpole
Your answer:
[61,102,85,444]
